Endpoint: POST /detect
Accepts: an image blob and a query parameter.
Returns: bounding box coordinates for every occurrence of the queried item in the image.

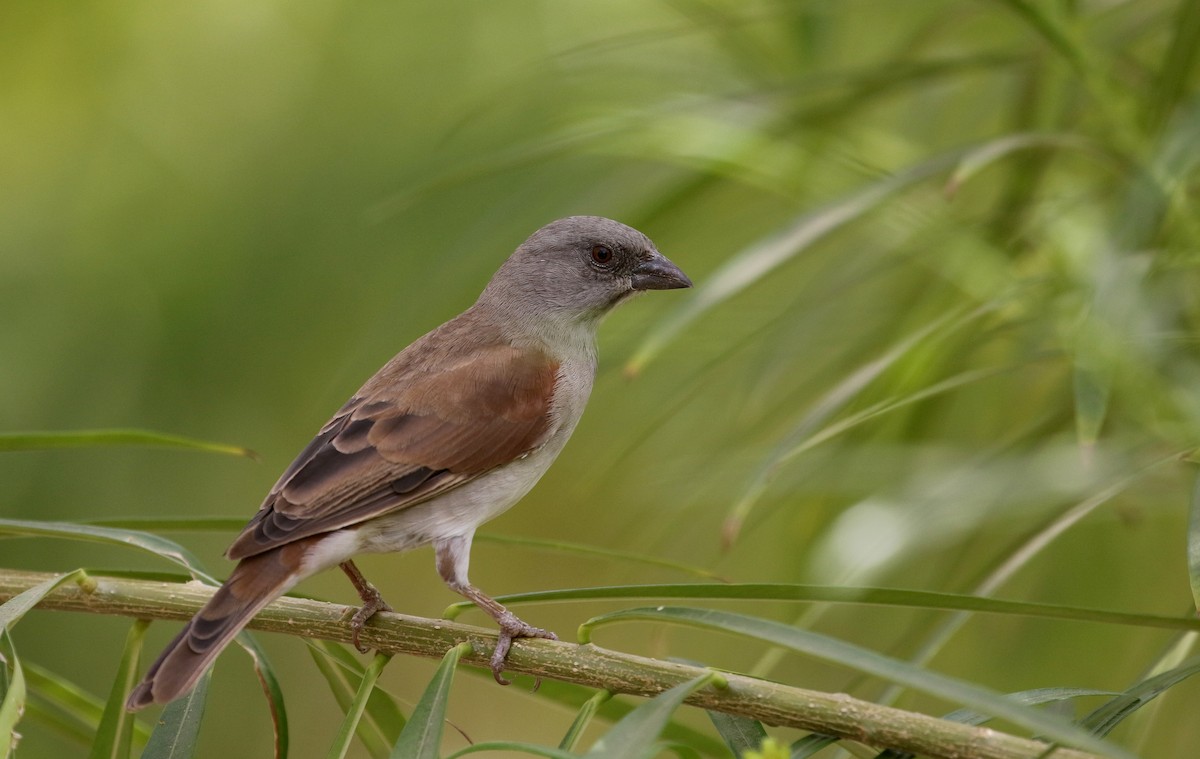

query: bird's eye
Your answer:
[590,245,614,266]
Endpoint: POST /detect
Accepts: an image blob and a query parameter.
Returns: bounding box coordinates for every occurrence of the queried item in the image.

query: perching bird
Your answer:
[127,216,691,709]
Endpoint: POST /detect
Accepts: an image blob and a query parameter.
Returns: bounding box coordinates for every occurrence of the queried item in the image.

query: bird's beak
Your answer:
[631,253,692,291]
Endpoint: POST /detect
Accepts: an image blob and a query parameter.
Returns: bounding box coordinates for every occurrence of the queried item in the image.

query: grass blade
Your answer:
[1079,654,1200,738]
[944,132,1104,196]
[706,709,766,755]
[721,305,981,547]
[446,581,1200,632]
[1189,472,1200,611]
[140,669,210,759]
[389,642,471,759]
[582,673,719,759]
[88,619,149,759]
[308,640,406,755]
[624,147,965,376]
[0,631,26,759]
[558,689,611,752]
[0,430,256,459]
[790,733,839,758]
[445,742,575,758]
[579,607,1134,759]
[0,520,209,578]
[235,634,289,759]
[25,662,151,747]
[326,653,393,759]
[0,570,87,632]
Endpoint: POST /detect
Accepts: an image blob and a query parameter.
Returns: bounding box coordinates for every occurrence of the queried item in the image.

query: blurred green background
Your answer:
[4,0,1200,756]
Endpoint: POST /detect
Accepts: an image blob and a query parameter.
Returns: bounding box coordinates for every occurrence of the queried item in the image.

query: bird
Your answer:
[127,215,691,709]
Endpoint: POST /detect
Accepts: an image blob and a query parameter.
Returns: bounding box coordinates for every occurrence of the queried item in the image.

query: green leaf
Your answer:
[722,305,986,547]
[326,653,393,759]
[624,147,967,376]
[1079,654,1200,738]
[86,518,248,534]
[485,676,726,756]
[0,520,210,578]
[456,582,1199,632]
[444,742,575,758]
[389,642,472,759]
[0,429,256,459]
[473,533,727,582]
[25,662,151,747]
[308,640,405,756]
[706,710,765,755]
[0,570,87,632]
[88,619,149,759]
[583,673,718,759]
[1188,473,1200,611]
[580,607,1134,759]
[944,132,1103,197]
[1073,361,1110,450]
[0,631,26,759]
[0,520,288,756]
[140,669,210,759]
[235,633,289,759]
[0,570,97,757]
[789,733,839,758]
[558,689,611,752]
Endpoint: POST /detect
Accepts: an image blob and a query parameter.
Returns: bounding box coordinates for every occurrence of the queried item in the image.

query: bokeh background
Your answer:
[4,1,1200,756]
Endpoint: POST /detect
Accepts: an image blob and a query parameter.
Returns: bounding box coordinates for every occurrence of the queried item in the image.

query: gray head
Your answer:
[478,216,691,323]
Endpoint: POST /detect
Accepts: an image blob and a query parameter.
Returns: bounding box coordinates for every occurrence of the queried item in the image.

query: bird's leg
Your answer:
[435,534,557,685]
[339,560,392,654]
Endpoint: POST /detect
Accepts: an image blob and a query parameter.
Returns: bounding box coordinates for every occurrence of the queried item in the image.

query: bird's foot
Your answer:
[349,589,393,654]
[490,611,557,686]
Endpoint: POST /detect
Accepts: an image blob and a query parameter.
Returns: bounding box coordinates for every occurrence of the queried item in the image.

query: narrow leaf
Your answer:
[389,642,472,759]
[308,640,406,754]
[445,742,575,758]
[559,690,612,751]
[88,619,149,759]
[583,673,718,759]
[944,132,1100,196]
[0,520,209,578]
[326,653,393,759]
[308,643,385,758]
[0,570,87,632]
[580,607,1133,759]
[25,662,152,745]
[0,631,27,759]
[790,733,840,758]
[707,710,766,754]
[454,582,1200,633]
[1079,654,1200,737]
[236,633,289,759]
[140,669,210,759]
[1188,473,1200,611]
[0,429,256,459]
[625,147,966,375]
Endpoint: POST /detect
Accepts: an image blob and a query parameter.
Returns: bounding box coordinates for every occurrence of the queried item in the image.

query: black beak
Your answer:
[631,253,692,291]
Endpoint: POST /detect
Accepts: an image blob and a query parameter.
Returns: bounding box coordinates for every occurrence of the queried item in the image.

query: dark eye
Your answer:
[590,245,614,266]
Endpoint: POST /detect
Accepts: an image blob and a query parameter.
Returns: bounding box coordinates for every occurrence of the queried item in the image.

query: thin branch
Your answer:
[0,568,1100,759]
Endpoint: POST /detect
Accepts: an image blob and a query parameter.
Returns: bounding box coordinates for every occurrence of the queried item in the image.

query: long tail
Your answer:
[126,539,318,710]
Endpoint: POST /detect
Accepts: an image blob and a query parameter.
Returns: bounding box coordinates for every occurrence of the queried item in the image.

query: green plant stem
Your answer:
[0,568,1103,759]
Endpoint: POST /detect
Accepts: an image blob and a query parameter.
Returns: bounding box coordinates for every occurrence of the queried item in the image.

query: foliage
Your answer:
[3,0,1200,756]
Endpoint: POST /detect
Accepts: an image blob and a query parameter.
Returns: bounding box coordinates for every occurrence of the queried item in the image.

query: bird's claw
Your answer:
[490,616,557,686]
[349,592,393,654]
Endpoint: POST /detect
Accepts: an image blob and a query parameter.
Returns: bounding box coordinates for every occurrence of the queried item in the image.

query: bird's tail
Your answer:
[126,539,316,710]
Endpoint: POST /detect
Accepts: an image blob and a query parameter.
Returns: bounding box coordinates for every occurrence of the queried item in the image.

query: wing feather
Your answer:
[226,338,559,560]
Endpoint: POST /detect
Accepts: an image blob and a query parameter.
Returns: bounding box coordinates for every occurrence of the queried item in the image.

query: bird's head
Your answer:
[480,216,691,326]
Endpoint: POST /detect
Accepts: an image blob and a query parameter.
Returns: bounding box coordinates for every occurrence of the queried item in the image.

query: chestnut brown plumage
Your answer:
[127,216,690,710]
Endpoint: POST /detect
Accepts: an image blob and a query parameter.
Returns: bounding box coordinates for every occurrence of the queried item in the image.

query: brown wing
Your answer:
[226,338,559,560]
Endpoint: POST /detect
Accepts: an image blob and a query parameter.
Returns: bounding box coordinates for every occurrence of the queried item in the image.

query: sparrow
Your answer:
[127,215,691,709]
